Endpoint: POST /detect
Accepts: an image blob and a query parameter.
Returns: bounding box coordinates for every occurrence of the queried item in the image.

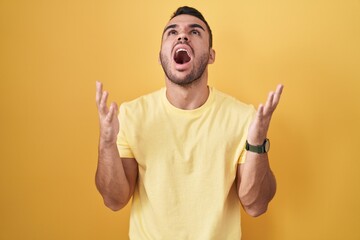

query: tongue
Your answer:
[174,51,191,64]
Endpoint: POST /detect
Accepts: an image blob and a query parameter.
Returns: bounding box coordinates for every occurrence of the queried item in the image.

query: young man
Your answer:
[95,6,283,239]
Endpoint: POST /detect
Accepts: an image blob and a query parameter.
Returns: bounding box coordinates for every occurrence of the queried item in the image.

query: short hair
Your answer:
[170,6,213,48]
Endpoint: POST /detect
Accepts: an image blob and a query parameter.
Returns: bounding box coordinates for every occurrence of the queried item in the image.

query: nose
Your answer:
[178,35,188,43]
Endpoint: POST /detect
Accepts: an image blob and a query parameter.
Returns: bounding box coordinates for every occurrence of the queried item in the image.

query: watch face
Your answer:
[265,139,270,152]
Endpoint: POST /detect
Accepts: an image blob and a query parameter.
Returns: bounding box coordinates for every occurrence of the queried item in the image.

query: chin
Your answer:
[168,75,201,87]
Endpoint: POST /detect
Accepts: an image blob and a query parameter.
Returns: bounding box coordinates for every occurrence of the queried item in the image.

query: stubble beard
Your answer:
[160,52,209,87]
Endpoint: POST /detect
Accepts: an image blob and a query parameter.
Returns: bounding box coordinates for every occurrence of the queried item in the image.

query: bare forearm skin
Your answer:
[95,141,131,211]
[238,152,276,217]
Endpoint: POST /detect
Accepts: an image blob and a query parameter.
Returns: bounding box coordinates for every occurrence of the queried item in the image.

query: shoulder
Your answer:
[211,88,255,116]
[120,88,164,113]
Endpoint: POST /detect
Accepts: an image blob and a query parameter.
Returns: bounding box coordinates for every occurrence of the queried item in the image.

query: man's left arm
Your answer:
[236,84,284,217]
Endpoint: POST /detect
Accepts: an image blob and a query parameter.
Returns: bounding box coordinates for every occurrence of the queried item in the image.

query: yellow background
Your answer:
[1,0,359,239]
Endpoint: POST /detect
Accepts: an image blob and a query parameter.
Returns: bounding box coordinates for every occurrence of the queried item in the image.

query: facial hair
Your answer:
[160,50,209,87]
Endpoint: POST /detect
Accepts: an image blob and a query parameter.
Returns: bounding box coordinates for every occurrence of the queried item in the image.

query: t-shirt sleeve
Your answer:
[117,104,135,158]
[237,105,257,164]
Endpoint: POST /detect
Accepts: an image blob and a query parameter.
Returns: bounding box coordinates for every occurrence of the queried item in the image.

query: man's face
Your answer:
[160,14,215,86]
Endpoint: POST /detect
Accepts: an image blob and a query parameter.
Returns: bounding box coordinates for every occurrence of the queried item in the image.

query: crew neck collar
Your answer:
[161,86,214,115]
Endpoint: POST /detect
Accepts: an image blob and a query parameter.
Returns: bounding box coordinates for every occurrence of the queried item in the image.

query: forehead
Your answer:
[165,14,207,31]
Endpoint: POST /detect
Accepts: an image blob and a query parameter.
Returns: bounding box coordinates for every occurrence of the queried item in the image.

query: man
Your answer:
[95,6,283,239]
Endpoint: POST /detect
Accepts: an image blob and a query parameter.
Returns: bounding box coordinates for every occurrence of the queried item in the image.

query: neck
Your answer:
[165,73,209,110]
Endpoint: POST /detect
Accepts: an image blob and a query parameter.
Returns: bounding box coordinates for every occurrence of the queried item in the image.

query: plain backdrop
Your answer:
[0,0,359,239]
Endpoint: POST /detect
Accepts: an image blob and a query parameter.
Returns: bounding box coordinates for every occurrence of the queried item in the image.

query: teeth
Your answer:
[176,48,188,54]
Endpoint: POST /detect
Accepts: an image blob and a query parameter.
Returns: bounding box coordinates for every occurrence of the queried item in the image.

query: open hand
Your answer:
[247,84,284,145]
[95,81,119,145]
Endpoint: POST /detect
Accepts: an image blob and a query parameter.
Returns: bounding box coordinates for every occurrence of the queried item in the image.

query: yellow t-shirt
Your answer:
[117,87,255,240]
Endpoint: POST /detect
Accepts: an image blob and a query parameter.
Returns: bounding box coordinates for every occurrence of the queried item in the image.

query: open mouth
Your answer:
[174,48,191,64]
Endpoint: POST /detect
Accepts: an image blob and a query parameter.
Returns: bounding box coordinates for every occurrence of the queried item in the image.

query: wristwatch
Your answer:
[245,138,270,154]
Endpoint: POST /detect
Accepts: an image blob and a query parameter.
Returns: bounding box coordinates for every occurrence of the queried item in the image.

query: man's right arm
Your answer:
[95,81,138,211]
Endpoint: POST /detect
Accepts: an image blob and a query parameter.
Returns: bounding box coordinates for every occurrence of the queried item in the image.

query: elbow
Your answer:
[239,191,272,217]
[239,177,277,217]
[243,203,268,217]
[105,202,122,212]
[103,197,128,211]
[95,181,131,211]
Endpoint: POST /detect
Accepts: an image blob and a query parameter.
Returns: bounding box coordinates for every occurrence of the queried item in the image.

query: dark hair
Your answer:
[170,6,213,48]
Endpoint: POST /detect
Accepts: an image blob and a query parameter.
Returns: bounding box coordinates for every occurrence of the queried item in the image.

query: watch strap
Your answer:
[245,139,269,154]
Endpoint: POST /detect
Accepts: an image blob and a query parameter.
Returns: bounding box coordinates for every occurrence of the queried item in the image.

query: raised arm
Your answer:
[95,81,138,211]
[236,84,283,217]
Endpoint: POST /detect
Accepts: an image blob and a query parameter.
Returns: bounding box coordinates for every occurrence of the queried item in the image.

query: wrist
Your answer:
[246,136,267,146]
[99,138,117,149]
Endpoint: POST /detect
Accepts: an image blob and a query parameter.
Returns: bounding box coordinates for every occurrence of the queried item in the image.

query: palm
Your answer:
[96,81,119,144]
[247,85,284,145]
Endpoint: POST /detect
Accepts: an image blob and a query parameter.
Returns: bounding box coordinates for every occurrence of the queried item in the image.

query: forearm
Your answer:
[95,141,131,211]
[238,152,276,217]
[237,84,282,216]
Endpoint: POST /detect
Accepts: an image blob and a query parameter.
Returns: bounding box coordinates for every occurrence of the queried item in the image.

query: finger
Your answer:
[264,91,275,114]
[106,102,118,122]
[99,91,109,115]
[272,84,284,107]
[95,81,103,107]
[256,103,265,119]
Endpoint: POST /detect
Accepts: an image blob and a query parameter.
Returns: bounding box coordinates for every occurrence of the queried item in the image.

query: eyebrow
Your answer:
[163,23,206,35]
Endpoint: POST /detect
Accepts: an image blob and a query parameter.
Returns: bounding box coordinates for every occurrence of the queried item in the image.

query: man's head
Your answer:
[160,6,215,87]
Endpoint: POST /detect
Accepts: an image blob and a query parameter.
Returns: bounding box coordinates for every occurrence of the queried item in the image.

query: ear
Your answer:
[208,49,216,64]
